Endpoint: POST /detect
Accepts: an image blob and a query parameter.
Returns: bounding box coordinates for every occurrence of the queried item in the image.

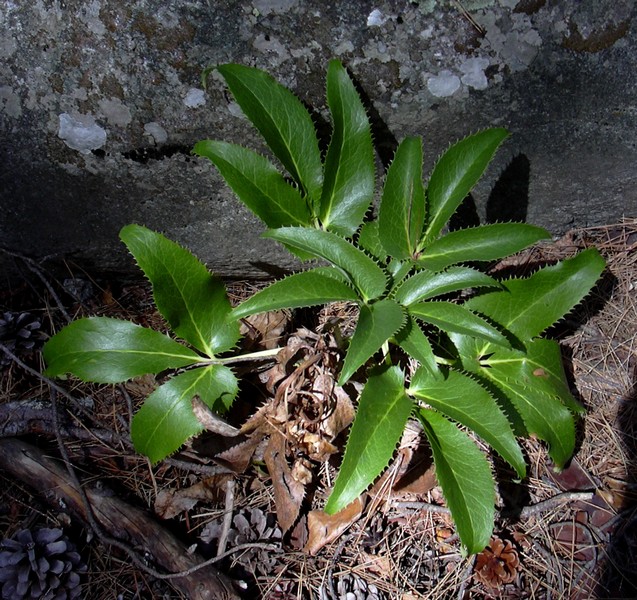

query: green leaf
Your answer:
[471,339,579,468]
[418,223,550,272]
[217,63,323,205]
[193,140,312,228]
[394,266,500,305]
[43,317,202,383]
[326,366,412,513]
[418,408,495,554]
[410,368,525,477]
[393,316,440,378]
[232,267,359,319]
[131,365,238,464]
[410,301,510,348]
[339,300,405,385]
[424,128,509,242]
[120,225,240,356]
[357,221,388,263]
[465,248,606,341]
[378,136,426,259]
[264,227,387,301]
[319,60,375,236]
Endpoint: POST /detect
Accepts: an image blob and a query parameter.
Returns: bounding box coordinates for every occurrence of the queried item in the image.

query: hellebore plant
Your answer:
[43,60,605,554]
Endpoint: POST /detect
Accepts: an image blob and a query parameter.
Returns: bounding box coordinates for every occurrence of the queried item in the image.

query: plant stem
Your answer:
[208,347,281,366]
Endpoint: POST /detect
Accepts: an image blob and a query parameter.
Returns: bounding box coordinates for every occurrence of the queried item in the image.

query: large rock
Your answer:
[1,0,635,279]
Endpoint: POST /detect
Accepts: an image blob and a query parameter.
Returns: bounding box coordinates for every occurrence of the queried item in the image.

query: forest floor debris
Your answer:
[1,219,635,599]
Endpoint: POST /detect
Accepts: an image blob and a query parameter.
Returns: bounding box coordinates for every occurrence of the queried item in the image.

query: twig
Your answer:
[0,246,72,323]
[117,383,134,431]
[45,386,266,585]
[217,479,235,557]
[394,491,596,520]
[457,557,476,600]
[519,492,595,518]
[51,392,245,583]
[393,501,451,515]
[453,0,486,35]
[164,458,233,476]
[161,542,281,579]
[0,399,129,447]
[0,437,241,598]
[0,343,95,421]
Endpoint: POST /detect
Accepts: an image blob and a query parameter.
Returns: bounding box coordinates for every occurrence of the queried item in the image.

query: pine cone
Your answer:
[200,507,282,574]
[226,508,282,570]
[0,528,86,599]
[0,311,43,366]
[333,573,382,600]
[474,536,520,587]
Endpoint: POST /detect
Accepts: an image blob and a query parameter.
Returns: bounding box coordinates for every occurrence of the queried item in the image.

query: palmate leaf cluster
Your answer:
[43,60,605,554]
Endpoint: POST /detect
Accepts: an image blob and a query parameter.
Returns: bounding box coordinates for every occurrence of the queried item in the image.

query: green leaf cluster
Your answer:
[43,61,605,554]
[44,225,243,463]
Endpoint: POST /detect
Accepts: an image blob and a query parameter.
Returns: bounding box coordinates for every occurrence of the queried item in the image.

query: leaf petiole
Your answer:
[206,347,281,366]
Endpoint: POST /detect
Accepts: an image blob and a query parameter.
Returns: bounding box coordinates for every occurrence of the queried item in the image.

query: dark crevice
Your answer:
[92,144,193,164]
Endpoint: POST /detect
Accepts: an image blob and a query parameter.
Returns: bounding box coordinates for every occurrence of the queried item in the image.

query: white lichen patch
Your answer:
[477,10,544,73]
[367,9,388,27]
[459,57,490,90]
[334,40,354,55]
[58,112,107,154]
[501,30,542,71]
[0,34,17,59]
[252,34,291,64]
[183,88,206,109]
[79,0,106,37]
[227,102,245,118]
[98,97,132,127]
[253,0,299,16]
[0,86,22,118]
[144,122,168,145]
[427,70,461,97]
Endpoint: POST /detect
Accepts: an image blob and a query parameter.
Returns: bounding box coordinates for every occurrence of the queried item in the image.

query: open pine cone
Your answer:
[0,527,86,599]
[474,536,520,587]
[0,311,43,367]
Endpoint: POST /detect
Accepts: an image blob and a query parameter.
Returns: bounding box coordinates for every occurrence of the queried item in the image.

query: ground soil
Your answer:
[1,220,635,599]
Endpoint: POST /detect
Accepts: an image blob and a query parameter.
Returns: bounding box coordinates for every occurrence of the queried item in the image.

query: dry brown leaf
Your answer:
[291,459,313,485]
[549,522,597,562]
[124,373,156,398]
[320,378,355,439]
[546,457,597,491]
[304,496,365,555]
[264,433,306,532]
[239,401,272,435]
[242,328,355,461]
[289,514,309,550]
[260,334,311,393]
[240,309,289,349]
[393,458,436,496]
[154,475,231,519]
[214,434,265,473]
[369,421,426,499]
[362,554,393,578]
[191,395,241,437]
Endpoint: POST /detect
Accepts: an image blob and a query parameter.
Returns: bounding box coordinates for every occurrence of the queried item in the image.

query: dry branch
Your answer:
[0,438,240,600]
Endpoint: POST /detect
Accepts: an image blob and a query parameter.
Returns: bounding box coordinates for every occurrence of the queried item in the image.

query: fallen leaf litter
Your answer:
[0,219,635,598]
